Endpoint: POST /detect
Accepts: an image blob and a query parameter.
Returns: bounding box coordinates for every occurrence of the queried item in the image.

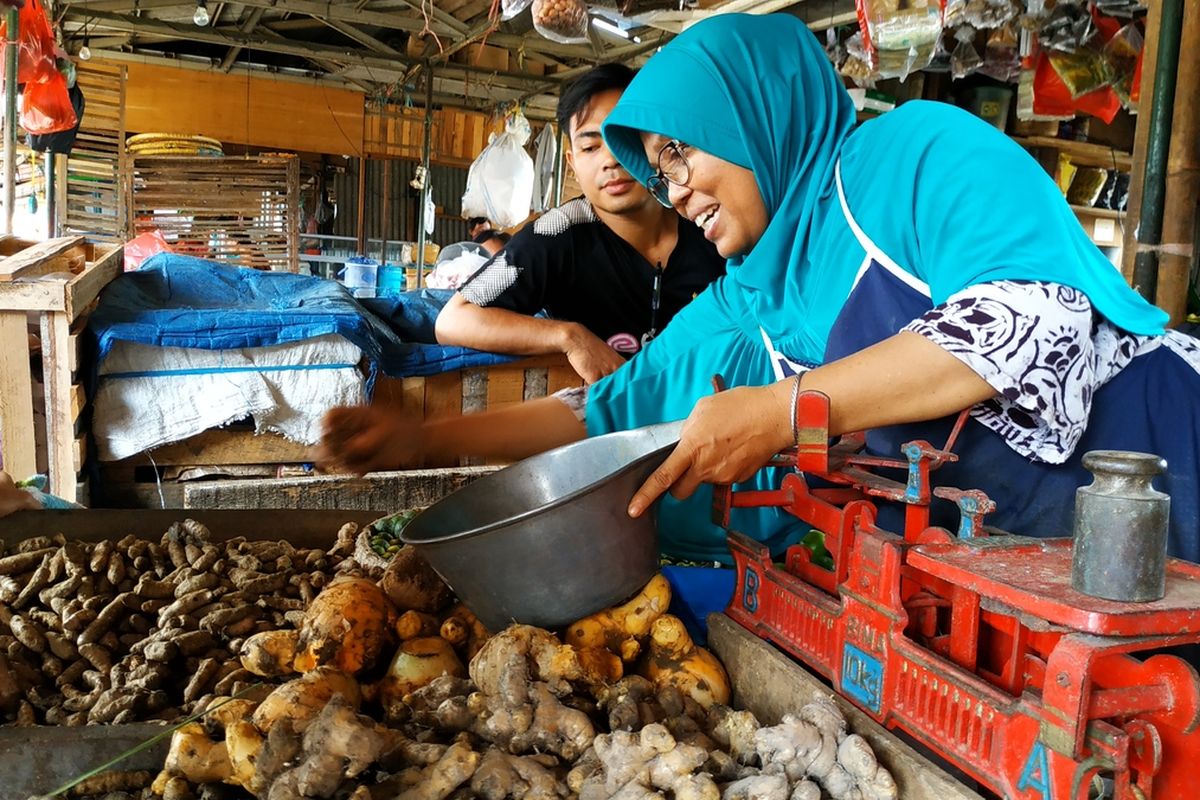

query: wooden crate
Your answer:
[0,239,123,503]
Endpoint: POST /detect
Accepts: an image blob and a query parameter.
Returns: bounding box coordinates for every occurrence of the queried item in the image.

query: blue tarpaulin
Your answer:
[88,255,516,378]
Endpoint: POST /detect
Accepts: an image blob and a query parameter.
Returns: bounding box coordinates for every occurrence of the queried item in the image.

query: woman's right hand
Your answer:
[316,406,425,475]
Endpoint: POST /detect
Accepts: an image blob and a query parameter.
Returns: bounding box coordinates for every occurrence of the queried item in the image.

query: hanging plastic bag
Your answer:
[962,0,1019,30]
[461,112,535,229]
[20,69,77,135]
[531,123,557,213]
[27,83,83,153]
[1104,22,1143,108]
[978,22,1021,82]
[950,27,983,79]
[1032,50,1120,124]
[502,0,534,20]
[0,0,56,85]
[532,0,588,45]
[854,0,942,80]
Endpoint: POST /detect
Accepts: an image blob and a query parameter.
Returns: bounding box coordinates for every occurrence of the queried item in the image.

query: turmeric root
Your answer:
[637,615,730,708]
[397,610,440,641]
[564,574,671,663]
[292,578,396,675]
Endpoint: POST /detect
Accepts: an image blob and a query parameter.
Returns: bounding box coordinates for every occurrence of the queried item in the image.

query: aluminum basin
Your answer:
[400,421,681,631]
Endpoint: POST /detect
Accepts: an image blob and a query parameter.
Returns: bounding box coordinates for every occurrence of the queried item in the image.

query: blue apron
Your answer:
[818,165,1200,560]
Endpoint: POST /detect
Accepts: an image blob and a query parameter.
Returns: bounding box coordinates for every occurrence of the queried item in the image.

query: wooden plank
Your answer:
[486,366,526,409]
[707,613,984,800]
[0,313,38,479]
[73,435,87,473]
[0,236,37,257]
[401,376,427,417]
[424,370,463,418]
[548,364,583,395]
[65,245,123,320]
[69,383,86,424]
[41,312,78,500]
[183,466,499,511]
[110,428,312,467]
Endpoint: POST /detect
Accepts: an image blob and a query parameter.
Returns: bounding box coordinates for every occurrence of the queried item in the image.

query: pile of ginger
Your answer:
[131,560,897,800]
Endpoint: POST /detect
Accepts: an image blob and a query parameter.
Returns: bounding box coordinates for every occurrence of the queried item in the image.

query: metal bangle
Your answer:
[789,372,802,447]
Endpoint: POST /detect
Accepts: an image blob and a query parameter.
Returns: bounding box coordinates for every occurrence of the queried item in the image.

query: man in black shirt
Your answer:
[435,65,726,383]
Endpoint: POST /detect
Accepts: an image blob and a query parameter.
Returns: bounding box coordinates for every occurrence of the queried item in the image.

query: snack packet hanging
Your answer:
[854,0,943,80]
[531,0,589,44]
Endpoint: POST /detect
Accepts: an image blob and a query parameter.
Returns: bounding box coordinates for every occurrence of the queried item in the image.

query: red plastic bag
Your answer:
[0,0,56,85]
[123,230,175,271]
[20,70,76,134]
[1032,51,1120,124]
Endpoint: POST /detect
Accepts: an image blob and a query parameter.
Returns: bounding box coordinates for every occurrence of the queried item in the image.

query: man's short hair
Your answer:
[473,230,511,246]
[556,63,637,141]
[466,216,489,230]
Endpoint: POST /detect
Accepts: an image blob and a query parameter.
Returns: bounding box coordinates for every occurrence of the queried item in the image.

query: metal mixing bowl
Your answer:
[400,421,682,630]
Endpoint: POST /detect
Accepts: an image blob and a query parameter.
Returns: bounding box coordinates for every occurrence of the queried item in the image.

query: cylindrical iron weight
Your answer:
[1072,450,1170,603]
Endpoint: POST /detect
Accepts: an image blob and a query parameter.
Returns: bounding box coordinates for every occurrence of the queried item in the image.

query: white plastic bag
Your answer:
[501,0,533,20]
[462,112,535,229]
[531,123,558,213]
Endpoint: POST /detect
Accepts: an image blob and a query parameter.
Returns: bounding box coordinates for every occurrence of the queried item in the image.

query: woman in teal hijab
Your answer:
[594,12,1200,561]
[319,12,1200,568]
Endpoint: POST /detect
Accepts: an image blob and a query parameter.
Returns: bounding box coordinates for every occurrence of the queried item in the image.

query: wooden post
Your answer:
[0,312,37,479]
[355,156,368,255]
[1156,0,1200,324]
[1122,2,1164,283]
[41,311,77,500]
[3,8,18,235]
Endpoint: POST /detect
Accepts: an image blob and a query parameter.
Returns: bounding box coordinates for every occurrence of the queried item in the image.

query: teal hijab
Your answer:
[589,13,1167,562]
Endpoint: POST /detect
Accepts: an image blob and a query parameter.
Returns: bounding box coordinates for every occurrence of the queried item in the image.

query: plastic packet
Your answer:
[963,0,1019,30]
[855,0,943,80]
[824,27,847,68]
[1048,47,1111,98]
[501,0,534,20]
[1039,2,1095,53]
[841,33,875,85]
[1066,167,1109,208]
[944,0,967,27]
[950,27,983,79]
[1104,22,1143,107]
[978,22,1020,82]
[124,229,175,271]
[531,0,588,45]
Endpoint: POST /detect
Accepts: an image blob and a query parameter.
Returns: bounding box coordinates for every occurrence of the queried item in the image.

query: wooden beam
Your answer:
[219,6,264,73]
[0,237,87,281]
[319,18,403,55]
[111,428,313,467]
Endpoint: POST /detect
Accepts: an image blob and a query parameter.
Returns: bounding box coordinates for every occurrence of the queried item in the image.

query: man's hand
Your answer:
[627,382,793,518]
[0,472,41,518]
[315,406,425,475]
[562,324,626,384]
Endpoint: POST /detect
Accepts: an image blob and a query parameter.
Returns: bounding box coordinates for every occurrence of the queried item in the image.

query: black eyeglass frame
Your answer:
[646,139,691,208]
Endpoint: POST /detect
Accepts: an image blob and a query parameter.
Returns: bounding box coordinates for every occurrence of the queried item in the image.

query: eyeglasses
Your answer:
[646,139,691,209]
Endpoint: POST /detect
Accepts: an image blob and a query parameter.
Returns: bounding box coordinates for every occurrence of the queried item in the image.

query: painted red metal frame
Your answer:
[718,390,1200,800]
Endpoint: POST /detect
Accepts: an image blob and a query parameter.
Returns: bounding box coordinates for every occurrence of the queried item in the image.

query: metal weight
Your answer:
[1072,450,1171,602]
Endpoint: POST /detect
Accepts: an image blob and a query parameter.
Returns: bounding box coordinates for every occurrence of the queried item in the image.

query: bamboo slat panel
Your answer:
[60,62,127,243]
[363,103,492,167]
[126,155,301,272]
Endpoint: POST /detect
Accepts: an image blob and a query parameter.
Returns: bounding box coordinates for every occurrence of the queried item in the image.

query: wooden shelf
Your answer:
[1013,135,1133,172]
[1070,204,1127,220]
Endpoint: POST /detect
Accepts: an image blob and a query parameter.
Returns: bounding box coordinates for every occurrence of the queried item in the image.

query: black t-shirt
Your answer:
[456,197,726,356]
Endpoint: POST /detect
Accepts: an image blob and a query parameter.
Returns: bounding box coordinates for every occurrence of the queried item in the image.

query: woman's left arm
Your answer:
[627,330,996,516]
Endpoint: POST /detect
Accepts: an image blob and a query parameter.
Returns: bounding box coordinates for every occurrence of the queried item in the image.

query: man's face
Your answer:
[565,88,654,216]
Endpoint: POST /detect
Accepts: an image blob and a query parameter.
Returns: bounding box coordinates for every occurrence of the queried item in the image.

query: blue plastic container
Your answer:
[376,264,406,298]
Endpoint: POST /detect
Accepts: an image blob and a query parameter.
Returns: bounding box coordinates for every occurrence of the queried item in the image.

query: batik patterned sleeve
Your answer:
[553,385,589,422]
[903,280,1158,464]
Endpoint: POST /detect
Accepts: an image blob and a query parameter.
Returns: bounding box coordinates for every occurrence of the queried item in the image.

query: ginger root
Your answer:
[395,740,481,800]
[753,694,897,800]
[380,636,467,718]
[153,723,232,790]
[239,630,298,678]
[638,615,730,708]
[587,723,719,800]
[252,666,361,734]
[564,574,671,663]
[471,746,568,800]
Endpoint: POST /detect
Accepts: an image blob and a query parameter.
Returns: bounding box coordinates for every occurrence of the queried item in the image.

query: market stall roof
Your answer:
[57,0,857,118]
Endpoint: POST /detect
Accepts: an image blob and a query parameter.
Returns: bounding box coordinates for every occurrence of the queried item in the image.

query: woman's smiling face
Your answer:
[640,132,769,259]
